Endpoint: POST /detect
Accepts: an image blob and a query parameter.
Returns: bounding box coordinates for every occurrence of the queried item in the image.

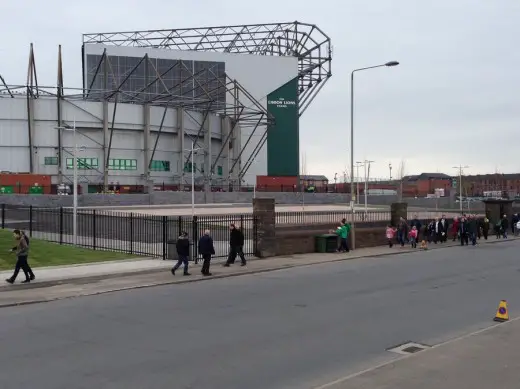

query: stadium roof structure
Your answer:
[0,44,274,183]
[82,21,333,116]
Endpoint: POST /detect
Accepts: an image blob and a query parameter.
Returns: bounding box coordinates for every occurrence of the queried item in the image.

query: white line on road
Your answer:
[311,315,520,389]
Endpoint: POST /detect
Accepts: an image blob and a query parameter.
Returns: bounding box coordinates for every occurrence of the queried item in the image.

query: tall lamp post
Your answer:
[350,61,399,249]
[453,164,470,214]
[357,159,375,218]
[55,120,84,246]
[355,161,363,205]
[186,140,203,217]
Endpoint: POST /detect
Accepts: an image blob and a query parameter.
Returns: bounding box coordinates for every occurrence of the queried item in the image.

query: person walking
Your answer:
[198,229,215,276]
[501,214,509,239]
[409,214,422,242]
[333,220,350,252]
[459,216,469,246]
[397,217,408,247]
[467,215,478,246]
[171,231,191,276]
[224,223,246,267]
[482,216,490,240]
[6,229,34,284]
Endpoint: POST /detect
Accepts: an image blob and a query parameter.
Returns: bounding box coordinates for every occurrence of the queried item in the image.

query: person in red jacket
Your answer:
[452,217,460,241]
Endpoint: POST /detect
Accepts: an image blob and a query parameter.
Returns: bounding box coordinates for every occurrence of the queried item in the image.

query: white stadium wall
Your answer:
[83,44,298,185]
[0,96,229,186]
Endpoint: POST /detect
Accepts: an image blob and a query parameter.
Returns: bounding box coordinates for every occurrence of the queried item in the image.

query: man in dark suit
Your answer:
[224,223,246,267]
[198,230,215,276]
[459,216,469,246]
[439,215,448,243]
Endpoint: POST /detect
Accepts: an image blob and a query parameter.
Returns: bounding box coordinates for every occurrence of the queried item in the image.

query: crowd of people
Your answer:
[386,213,517,249]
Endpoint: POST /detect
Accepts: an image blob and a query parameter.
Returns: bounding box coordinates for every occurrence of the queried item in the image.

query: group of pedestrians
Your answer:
[171,223,247,277]
[5,229,36,284]
[386,213,512,249]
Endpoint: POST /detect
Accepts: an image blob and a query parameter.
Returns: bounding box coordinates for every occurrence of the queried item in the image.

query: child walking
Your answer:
[386,225,396,247]
[409,226,418,248]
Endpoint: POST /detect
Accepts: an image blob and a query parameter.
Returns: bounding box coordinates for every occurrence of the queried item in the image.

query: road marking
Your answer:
[311,315,520,389]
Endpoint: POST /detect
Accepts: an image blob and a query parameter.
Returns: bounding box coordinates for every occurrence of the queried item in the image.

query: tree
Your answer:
[396,160,407,202]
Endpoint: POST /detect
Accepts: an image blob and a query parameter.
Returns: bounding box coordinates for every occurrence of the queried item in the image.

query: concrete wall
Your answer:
[0,97,230,185]
[0,191,350,207]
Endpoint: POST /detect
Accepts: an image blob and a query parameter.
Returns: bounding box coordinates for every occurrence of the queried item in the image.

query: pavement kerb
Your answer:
[0,236,516,293]
[0,237,516,309]
[311,314,520,389]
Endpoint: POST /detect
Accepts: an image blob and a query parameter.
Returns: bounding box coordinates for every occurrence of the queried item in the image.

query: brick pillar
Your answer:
[253,198,276,258]
[391,202,408,226]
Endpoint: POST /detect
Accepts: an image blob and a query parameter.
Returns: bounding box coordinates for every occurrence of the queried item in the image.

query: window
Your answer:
[66,158,99,170]
[108,159,137,171]
[44,157,58,166]
[217,166,223,176]
[150,160,170,172]
[184,162,195,173]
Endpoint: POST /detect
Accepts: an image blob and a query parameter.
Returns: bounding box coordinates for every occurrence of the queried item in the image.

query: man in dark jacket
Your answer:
[397,217,408,247]
[501,214,509,239]
[224,224,246,267]
[198,230,215,276]
[458,216,469,246]
[439,215,448,243]
[171,231,191,276]
[467,215,478,246]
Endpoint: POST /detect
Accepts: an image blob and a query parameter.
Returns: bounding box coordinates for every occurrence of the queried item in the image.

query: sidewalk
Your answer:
[0,235,515,290]
[323,317,520,389]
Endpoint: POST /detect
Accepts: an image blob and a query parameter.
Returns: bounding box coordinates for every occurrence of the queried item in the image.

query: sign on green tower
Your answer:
[266,77,299,176]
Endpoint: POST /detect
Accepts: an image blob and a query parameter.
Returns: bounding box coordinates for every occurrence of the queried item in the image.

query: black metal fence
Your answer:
[0,204,467,260]
[0,204,257,260]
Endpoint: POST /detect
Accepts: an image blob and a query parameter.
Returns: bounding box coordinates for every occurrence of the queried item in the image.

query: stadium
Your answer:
[0,22,332,194]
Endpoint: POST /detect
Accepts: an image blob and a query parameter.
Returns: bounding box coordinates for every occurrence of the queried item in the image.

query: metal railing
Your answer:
[0,204,257,260]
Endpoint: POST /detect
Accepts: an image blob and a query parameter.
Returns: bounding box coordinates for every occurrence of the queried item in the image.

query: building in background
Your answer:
[0,22,332,192]
[460,173,520,198]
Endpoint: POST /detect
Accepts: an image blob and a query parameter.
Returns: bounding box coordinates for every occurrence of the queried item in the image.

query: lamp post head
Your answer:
[385,61,399,67]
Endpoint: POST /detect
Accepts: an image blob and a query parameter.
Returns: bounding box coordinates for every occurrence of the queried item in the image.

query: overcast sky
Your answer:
[1,0,518,181]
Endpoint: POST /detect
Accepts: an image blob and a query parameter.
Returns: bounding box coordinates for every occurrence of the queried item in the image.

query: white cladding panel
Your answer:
[84,44,299,184]
[0,97,226,185]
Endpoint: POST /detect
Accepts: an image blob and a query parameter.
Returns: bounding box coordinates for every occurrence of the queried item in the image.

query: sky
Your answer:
[0,0,519,181]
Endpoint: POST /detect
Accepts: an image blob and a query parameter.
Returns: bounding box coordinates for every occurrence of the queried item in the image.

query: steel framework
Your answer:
[83,21,333,116]
[0,44,273,189]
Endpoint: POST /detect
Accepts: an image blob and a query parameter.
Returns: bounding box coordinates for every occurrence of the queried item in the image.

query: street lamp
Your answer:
[184,140,203,217]
[55,120,85,246]
[389,163,392,180]
[350,61,399,250]
[355,161,363,205]
[357,159,375,218]
[453,165,470,214]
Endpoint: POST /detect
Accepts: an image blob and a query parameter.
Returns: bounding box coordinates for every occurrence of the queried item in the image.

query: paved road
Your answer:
[0,241,518,389]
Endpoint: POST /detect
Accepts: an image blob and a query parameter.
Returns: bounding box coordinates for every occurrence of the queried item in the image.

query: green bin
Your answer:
[315,234,338,253]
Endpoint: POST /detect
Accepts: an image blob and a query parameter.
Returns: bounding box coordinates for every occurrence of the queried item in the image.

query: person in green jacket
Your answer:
[335,219,351,252]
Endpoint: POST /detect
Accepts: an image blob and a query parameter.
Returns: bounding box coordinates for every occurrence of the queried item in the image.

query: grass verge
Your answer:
[0,230,138,271]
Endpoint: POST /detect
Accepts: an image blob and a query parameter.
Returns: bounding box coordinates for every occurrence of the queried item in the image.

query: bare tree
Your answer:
[396,159,407,202]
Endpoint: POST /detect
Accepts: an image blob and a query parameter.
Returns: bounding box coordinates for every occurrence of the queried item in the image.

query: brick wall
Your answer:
[275,223,387,256]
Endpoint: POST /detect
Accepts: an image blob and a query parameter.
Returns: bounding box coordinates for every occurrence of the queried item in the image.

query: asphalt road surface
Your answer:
[0,240,518,389]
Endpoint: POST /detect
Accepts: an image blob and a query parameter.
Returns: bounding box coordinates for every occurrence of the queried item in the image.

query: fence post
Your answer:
[192,215,198,261]
[1,204,4,229]
[29,205,33,237]
[162,215,167,260]
[129,212,134,254]
[59,207,64,244]
[92,209,96,250]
